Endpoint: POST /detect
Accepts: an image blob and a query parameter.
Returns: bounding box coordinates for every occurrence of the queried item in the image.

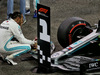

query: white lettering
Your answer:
[40,19,50,42]
[89,62,98,68]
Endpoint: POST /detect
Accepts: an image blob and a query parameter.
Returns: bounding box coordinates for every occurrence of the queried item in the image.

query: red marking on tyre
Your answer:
[69,34,72,45]
[68,23,86,45]
[69,23,86,33]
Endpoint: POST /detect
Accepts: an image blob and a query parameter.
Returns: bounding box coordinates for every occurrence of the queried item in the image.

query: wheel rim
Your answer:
[72,26,85,42]
[69,26,92,44]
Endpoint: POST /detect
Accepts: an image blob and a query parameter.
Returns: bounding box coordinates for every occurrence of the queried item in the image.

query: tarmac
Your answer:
[0,0,100,75]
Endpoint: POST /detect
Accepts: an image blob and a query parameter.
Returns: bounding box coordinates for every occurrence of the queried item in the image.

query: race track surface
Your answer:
[0,0,100,75]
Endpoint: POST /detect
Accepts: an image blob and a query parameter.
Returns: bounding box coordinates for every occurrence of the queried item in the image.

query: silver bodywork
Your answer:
[51,29,99,65]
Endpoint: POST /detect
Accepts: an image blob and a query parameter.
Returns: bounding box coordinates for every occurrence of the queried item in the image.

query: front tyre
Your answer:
[57,17,92,48]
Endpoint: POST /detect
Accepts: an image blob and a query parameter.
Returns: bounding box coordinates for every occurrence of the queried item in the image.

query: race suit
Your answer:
[0,18,34,59]
[33,0,40,11]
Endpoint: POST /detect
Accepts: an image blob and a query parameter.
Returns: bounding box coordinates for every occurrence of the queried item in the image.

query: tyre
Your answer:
[57,17,92,48]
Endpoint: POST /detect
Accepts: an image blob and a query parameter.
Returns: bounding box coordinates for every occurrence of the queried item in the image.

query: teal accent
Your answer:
[4,35,31,58]
[70,42,90,55]
[69,38,98,55]
[36,0,39,9]
[4,36,31,51]
[18,25,20,29]
[13,49,30,58]
[4,36,14,51]
[73,41,82,45]
[94,38,98,41]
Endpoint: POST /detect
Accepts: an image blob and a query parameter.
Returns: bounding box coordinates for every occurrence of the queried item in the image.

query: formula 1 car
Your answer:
[50,17,100,71]
[29,16,100,73]
[30,17,100,72]
[31,17,100,62]
[43,17,100,71]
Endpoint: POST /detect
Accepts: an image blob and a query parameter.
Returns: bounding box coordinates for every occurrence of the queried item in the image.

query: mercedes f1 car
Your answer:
[31,17,100,62]
[28,16,100,73]
[31,17,100,71]
[51,17,99,64]
[50,17,100,71]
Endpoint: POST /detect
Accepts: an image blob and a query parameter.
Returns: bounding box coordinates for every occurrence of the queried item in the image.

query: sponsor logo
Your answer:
[69,34,72,45]
[73,41,82,45]
[89,62,98,68]
[0,26,9,30]
[38,12,48,17]
[38,8,48,14]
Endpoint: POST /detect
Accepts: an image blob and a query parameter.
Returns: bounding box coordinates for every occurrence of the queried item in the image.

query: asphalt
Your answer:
[0,0,100,75]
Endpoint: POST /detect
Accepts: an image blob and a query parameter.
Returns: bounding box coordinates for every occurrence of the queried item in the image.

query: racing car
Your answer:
[30,16,100,73]
[48,17,100,72]
[51,17,100,65]
[31,17,100,63]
